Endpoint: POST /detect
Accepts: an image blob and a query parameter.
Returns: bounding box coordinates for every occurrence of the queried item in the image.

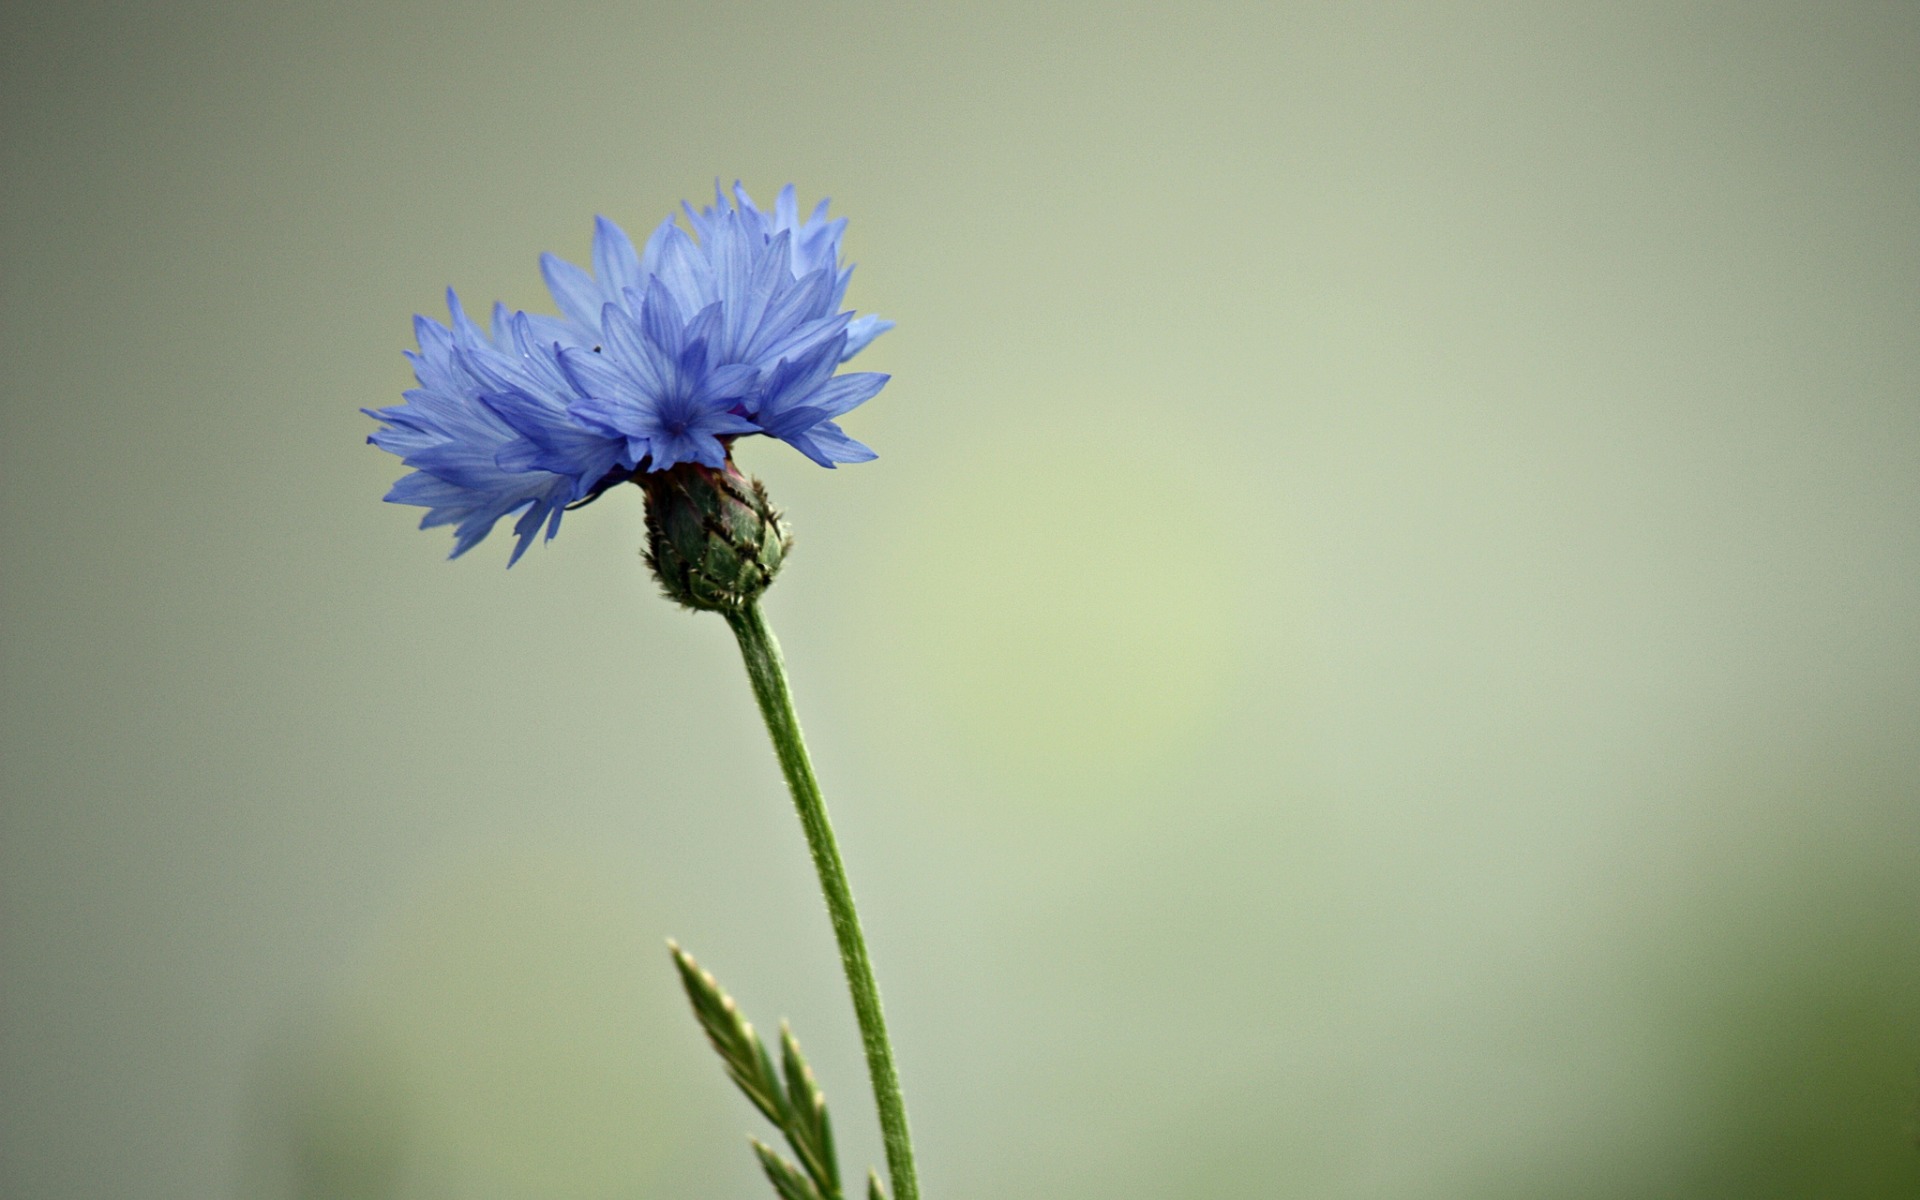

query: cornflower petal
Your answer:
[639,277,690,360]
[782,419,877,468]
[648,224,711,317]
[540,252,605,330]
[599,303,665,397]
[557,340,630,401]
[592,215,646,299]
[802,371,890,419]
[841,314,894,361]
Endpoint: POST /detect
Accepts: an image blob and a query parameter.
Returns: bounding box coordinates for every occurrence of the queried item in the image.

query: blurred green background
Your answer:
[4,2,1918,1197]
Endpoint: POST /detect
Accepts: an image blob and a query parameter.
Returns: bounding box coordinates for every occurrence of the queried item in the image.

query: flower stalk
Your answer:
[724,600,920,1200]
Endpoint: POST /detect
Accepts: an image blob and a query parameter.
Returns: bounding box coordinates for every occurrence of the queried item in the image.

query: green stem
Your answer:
[725,601,921,1200]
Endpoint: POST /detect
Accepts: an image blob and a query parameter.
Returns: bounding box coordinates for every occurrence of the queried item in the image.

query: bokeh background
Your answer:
[4,2,1918,1197]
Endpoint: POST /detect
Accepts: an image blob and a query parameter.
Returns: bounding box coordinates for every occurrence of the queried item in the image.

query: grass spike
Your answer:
[667,940,787,1126]
[779,1020,841,1195]
[752,1138,824,1200]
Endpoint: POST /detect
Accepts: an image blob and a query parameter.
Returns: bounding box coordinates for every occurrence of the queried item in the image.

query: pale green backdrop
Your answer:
[3,3,1917,1198]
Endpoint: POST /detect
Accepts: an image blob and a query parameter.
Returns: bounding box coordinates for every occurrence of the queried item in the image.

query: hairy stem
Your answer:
[725,601,920,1200]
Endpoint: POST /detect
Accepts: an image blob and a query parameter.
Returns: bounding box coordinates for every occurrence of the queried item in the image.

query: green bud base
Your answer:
[643,461,792,614]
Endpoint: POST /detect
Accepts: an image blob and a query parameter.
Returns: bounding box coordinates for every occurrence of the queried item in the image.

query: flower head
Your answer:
[367,184,891,563]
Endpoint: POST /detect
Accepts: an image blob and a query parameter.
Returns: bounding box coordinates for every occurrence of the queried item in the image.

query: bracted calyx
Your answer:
[641,460,792,613]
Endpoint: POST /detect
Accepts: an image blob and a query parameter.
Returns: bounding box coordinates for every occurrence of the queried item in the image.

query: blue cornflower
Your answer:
[368,184,891,563]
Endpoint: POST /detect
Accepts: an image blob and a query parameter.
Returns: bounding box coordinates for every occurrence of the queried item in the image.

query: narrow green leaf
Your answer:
[667,941,786,1126]
[778,1020,841,1196]
[867,1167,888,1200]
[752,1138,824,1200]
